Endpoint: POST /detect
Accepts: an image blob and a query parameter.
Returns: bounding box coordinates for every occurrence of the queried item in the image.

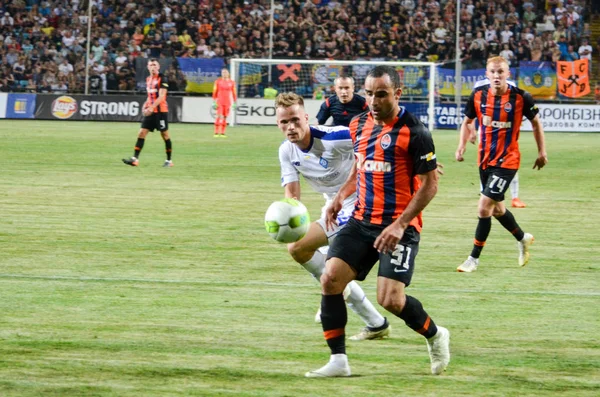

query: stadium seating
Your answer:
[0,0,594,100]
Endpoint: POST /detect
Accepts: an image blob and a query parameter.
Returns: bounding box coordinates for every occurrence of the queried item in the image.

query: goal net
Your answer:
[230,58,439,131]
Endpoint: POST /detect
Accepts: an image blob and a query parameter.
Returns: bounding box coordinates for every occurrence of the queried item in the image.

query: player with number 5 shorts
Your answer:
[122,58,173,168]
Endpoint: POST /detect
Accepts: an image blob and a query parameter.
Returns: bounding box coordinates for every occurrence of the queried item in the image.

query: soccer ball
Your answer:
[264,198,310,243]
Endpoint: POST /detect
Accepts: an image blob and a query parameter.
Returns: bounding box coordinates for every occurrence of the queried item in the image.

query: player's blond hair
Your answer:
[486,56,509,68]
[275,92,305,108]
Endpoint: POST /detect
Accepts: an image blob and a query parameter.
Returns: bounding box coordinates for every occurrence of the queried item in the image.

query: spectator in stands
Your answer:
[500,25,514,44]
[578,38,593,63]
[560,44,580,61]
[0,0,592,97]
[58,58,73,76]
[12,56,26,82]
[500,43,515,66]
[0,12,14,26]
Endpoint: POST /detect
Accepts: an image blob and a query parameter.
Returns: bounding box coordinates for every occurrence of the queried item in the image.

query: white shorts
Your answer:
[316,195,355,244]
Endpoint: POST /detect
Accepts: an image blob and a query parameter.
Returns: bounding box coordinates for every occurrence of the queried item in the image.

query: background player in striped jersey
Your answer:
[306,66,450,378]
[455,56,547,273]
[122,58,173,167]
[212,68,237,138]
[275,92,391,341]
[316,76,368,126]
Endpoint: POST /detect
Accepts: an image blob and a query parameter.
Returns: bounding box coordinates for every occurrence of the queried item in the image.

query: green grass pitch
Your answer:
[0,121,598,396]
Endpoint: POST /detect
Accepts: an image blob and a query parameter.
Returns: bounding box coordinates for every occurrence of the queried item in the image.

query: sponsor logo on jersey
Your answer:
[292,161,300,166]
[380,134,392,150]
[482,116,512,128]
[319,157,329,169]
[359,160,391,172]
[420,152,436,161]
[51,96,78,119]
[504,102,512,113]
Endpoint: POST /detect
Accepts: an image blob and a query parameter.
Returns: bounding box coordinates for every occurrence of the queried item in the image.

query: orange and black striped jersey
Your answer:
[349,109,437,230]
[146,73,169,113]
[465,80,538,170]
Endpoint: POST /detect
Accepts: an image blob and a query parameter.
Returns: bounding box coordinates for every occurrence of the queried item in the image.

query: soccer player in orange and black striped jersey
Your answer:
[122,58,174,167]
[304,65,450,378]
[455,56,548,273]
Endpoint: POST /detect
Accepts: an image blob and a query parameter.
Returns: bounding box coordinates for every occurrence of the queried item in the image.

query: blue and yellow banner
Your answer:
[239,63,263,86]
[438,68,488,96]
[177,58,225,94]
[518,61,556,99]
[6,93,36,118]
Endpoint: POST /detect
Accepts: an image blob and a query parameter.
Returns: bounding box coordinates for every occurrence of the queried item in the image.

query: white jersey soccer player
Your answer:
[279,125,357,239]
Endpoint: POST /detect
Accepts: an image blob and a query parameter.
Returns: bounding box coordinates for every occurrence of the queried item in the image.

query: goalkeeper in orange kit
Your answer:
[212,68,237,137]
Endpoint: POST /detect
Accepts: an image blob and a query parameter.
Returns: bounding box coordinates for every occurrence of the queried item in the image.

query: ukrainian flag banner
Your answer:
[177,58,225,94]
[518,61,556,99]
[438,68,488,97]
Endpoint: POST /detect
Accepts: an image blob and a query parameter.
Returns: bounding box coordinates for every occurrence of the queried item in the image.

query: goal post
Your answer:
[229,58,438,132]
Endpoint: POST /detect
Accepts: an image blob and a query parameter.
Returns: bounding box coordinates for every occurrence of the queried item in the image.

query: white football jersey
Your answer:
[279,125,357,238]
[279,125,355,201]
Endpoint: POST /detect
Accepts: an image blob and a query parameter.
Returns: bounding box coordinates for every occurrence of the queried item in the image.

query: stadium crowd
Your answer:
[0,0,595,94]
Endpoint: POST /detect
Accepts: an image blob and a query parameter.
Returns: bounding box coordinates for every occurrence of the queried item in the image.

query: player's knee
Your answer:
[287,242,312,264]
[320,271,345,295]
[477,206,494,218]
[492,206,506,218]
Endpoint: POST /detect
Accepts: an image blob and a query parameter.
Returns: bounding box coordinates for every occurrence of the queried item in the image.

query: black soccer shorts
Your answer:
[327,217,420,287]
[479,166,518,202]
[141,111,169,132]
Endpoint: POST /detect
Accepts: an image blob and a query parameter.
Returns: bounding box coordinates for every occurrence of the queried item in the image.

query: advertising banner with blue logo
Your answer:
[6,93,36,118]
[404,103,465,130]
[177,57,224,94]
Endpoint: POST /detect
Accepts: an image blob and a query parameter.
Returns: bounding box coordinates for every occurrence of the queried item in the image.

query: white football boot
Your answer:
[456,256,479,273]
[518,233,534,266]
[305,354,351,378]
[426,326,451,375]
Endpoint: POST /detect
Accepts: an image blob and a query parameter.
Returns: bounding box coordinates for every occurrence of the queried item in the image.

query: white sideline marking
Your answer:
[0,273,598,297]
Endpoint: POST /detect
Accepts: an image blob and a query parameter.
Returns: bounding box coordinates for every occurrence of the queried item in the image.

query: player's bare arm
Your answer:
[456,117,476,161]
[468,123,477,144]
[374,168,439,254]
[146,87,167,116]
[324,161,357,231]
[284,181,301,201]
[530,115,548,170]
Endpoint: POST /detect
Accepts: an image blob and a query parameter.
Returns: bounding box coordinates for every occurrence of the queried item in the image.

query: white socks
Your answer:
[301,250,326,281]
[346,281,385,329]
[302,251,384,329]
[510,172,519,199]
